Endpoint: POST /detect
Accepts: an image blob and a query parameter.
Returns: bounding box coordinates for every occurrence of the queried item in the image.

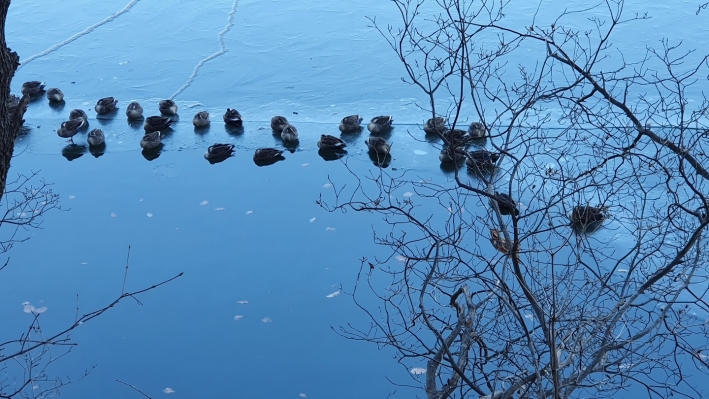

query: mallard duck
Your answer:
[468,122,486,138]
[46,88,64,103]
[140,131,162,150]
[223,108,243,127]
[69,109,88,123]
[271,115,288,132]
[443,129,471,146]
[424,117,447,135]
[466,150,500,170]
[317,134,346,151]
[159,99,178,115]
[143,116,173,132]
[95,97,117,114]
[492,192,519,216]
[339,115,363,133]
[366,137,391,156]
[367,115,393,134]
[489,229,522,264]
[57,119,86,143]
[204,143,235,161]
[253,147,285,165]
[126,102,144,119]
[439,145,466,164]
[281,124,299,142]
[193,111,210,128]
[87,129,105,147]
[570,205,607,227]
[21,81,45,96]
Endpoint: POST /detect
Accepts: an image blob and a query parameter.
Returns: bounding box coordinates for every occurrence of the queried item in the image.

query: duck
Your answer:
[57,119,86,143]
[570,205,607,227]
[193,111,210,128]
[443,129,470,146]
[492,192,519,216]
[424,117,447,135]
[365,137,391,156]
[439,145,466,164]
[468,122,486,138]
[159,100,178,116]
[126,102,144,119]
[271,115,289,132]
[223,108,243,127]
[95,97,117,114]
[87,129,105,147]
[339,115,363,133]
[489,229,522,264]
[253,147,285,165]
[69,109,88,124]
[21,81,45,96]
[46,88,64,103]
[367,115,393,134]
[204,143,235,161]
[143,116,173,132]
[140,131,163,150]
[317,134,347,151]
[281,124,299,142]
[466,150,500,170]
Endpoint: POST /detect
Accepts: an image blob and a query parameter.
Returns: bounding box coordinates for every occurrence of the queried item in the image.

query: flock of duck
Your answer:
[16,81,608,229]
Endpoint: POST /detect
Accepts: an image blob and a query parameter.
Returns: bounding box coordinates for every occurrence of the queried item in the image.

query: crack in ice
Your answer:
[19,0,141,69]
[170,0,240,100]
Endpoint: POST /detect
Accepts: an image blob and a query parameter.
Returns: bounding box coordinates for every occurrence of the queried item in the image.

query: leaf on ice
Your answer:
[309,217,316,223]
[22,302,34,313]
[261,317,272,323]
[163,388,175,394]
[147,213,153,218]
[200,200,209,206]
[410,367,426,375]
[22,302,47,314]
[403,192,414,197]
[237,300,249,304]
[234,315,243,321]
[326,290,340,298]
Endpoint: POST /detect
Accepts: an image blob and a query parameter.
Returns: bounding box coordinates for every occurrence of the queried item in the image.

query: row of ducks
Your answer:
[21,81,612,225]
[20,81,487,151]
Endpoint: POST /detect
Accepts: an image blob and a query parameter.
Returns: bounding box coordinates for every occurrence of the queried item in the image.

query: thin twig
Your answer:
[116,379,153,399]
[121,245,131,295]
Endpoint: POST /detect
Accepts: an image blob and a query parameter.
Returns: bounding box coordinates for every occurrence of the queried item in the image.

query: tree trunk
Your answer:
[0,0,29,199]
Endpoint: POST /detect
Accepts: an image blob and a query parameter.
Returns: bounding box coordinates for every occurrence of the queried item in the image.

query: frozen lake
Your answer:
[3,0,708,397]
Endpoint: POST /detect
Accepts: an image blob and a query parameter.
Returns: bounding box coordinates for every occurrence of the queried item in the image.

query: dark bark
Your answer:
[0,0,28,199]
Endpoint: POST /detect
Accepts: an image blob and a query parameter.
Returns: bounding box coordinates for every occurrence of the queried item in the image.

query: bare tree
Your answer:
[0,248,183,398]
[322,1,709,398]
